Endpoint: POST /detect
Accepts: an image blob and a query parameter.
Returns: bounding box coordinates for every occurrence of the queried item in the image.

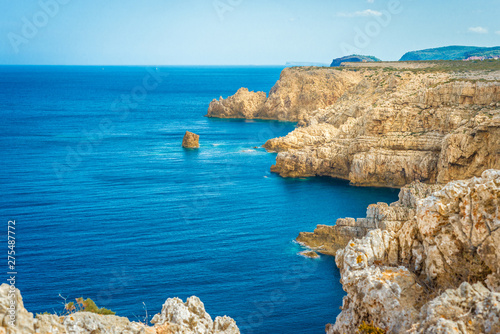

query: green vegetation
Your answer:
[359,59,500,73]
[330,54,382,67]
[65,297,116,315]
[403,59,500,73]
[358,321,386,334]
[400,45,500,61]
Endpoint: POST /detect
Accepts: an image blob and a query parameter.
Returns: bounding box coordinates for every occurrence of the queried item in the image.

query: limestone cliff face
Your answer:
[265,70,500,187]
[208,65,500,187]
[0,285,240,334]
[297,181,440,255]
[206,68,363,121]
[326,169,500,334]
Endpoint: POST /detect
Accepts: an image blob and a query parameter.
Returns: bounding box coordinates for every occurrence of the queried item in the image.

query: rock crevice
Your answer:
[324,170,500,333]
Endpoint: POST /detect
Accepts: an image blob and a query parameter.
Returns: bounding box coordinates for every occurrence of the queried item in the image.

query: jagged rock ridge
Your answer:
[314,170,500,333]
[206,67,363,122]
[0,285,240,334]
[207,64,500,188]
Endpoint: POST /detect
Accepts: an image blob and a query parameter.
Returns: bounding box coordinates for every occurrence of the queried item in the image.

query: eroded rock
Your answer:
[327,170,500,333]
[182,131,200,148]
[212,66,500,187]
[0,285,239,334]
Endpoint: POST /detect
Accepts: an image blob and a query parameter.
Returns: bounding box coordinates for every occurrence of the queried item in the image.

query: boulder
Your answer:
[182,131,200,148]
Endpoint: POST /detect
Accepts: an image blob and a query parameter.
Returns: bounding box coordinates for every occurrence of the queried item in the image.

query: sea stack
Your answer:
[182,131,199,148]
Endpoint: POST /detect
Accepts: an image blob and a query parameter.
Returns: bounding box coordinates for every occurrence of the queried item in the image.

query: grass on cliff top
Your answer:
[401,59,500,73]
[296,59,500,73]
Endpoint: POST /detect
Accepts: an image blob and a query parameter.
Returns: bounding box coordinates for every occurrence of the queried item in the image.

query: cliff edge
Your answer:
[206,67,363,122]
[208,61,500,188]
[326,169,500,333]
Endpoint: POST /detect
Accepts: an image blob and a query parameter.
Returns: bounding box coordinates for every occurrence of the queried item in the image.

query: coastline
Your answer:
[206,61,500,333]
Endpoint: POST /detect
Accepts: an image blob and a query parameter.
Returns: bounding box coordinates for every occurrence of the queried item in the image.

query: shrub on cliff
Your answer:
[358,321,386,334]
[64,297,115,315]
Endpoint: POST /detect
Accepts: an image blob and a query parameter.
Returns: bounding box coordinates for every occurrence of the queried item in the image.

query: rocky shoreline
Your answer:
[6,62,499,334]
[208,63,500,188]
[206,62,500,333]
[0,284,240,334]
[330,169,500,333]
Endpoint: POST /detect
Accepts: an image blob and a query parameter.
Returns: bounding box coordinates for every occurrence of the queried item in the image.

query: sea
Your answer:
[0,66,399,333]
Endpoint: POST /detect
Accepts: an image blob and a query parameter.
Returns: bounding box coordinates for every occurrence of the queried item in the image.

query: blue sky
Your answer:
[1,0,499,65]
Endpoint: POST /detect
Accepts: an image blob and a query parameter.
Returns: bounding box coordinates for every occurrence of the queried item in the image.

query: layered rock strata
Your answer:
[325,169,500,333]
[0,285,240,334]
[297,181,440,255]
[182,131,200,148]
[206,68,364,121]
[208,65,500,187]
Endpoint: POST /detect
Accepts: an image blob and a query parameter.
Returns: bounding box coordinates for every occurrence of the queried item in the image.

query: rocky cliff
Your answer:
[316,169,500,333]
[297,181,441,255]
[265,67,500,187]
[206,67,363,122]
[0,285,240,334]
[208,62,500,188]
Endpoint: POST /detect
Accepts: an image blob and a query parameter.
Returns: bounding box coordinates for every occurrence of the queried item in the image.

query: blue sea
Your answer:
[0,66,399,333]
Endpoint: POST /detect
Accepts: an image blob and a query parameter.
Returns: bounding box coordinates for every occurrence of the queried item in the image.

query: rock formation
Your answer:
[0,284,34,334]
[325,169,500,333]
[206,68,363,122]
[182,131,200,148]
[0,285,239,334]
[265,71,500,187]
[297,181,440,255]
[151,296,239,334]
[208,64,500,187]
[298,250,320,259]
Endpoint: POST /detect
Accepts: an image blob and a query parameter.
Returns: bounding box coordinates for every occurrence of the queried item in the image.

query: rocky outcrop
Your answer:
[327,169,500,333]
[35,312,149,334]
[208,64,500,187]
[206,68,364,122]
[206,88,267,119]
[0,284,34,334]
[410,282,500,334]
[0,285,239,334]
[297,181,440,255]
[151,296,240,334]
[265,69,500,187]
[182,131,200,148]
[298,250,320,259]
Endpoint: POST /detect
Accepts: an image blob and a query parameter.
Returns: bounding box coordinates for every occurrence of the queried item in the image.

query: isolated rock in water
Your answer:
[298,250,320,259]
[151,296,240,334]
[182,131,200,148]
[0,284,34,334]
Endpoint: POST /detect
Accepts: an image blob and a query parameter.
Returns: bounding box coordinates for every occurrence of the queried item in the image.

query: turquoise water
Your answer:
[0,66,399,333]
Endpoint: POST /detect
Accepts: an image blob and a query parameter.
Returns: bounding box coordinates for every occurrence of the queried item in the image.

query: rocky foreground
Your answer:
[207,62,500,188]
[300,169,500,333]
[0,285,240,334]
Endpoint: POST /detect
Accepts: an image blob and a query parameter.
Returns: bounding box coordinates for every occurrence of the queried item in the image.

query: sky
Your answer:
[0,0,499,65]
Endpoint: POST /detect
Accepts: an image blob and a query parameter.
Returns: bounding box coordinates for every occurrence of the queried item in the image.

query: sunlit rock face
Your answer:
[327,170,500,334]
[210,66,500,187]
